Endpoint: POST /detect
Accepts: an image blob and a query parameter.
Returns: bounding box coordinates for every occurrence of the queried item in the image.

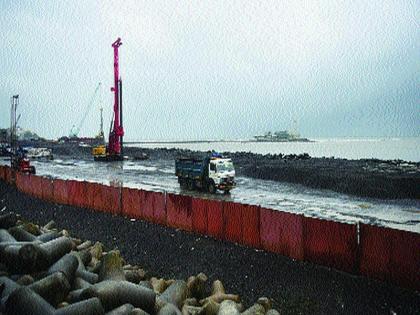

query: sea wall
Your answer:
[1,165,419,292]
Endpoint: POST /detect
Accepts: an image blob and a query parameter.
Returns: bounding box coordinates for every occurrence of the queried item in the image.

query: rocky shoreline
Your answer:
[45,143,420,200]
[1,180,419,314]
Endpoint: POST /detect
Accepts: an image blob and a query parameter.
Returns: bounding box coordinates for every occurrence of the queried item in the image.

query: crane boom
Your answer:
[107,38,124,156]
[70,82,102,138]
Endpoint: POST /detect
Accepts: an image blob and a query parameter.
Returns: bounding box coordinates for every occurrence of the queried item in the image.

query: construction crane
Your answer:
[10,95,35,174]
[70,82,102,138]
[92,38,124,161]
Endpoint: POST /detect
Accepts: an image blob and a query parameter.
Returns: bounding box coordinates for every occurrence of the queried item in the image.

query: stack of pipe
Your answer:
[0,212,280,315]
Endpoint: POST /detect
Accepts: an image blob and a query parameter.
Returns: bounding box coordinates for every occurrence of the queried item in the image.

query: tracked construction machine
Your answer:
[92,38,124,161]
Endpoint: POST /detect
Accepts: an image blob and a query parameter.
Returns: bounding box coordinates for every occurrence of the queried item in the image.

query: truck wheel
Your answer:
[208,181,216,194]
[30,166,36,175]
[179,179,187,189]
[187,179,195,190]
[223,189,230,195]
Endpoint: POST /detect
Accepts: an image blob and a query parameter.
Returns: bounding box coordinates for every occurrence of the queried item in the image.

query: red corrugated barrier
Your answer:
[67,180,87,208]
[41,177,54,203]
[223,201,242,243]
[206,199,224,239]
[152,191,166,225]
[260,208,304,260]
[166,193,192,231]
[139,190,166,224]
[141,190,154,221]
[15,172,24,191]
[0,166,4,180]
[241,204,261,248]
[6,171,420,291]
[84,181,98,209]
[16,172,28,194]
[53,178,69,205]
[360,224,420,291]
[25,174,34,196]
[122,187,142,219]
[93,184,121,214]
[304,217,357,273]
[191,198,208,234]
[22,174,31,195]
[90,182,103,211]
[31,175,43,199]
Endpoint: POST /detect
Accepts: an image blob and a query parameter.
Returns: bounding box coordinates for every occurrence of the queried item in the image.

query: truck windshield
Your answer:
[217,162,234,172]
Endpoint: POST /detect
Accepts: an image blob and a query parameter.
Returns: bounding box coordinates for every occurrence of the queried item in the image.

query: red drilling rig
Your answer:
[92,38,124,161]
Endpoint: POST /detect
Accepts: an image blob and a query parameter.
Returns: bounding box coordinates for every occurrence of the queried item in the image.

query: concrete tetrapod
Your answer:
[28,272,71,306]
[80,280,156,312]
[0,211,281,315]
[159,280,188,309]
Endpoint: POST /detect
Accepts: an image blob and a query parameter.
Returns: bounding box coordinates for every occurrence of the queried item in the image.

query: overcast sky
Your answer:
[1,1,419,140]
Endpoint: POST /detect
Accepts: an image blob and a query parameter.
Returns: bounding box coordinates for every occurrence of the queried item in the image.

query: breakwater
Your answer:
[0,165,419,292]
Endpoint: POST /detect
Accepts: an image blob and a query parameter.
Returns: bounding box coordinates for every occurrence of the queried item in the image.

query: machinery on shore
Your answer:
[175,152,236,194]
[92,38,124,161]
[9,95,36,174]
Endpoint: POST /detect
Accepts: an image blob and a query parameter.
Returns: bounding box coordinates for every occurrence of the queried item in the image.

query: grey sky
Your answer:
[1,1,419,140]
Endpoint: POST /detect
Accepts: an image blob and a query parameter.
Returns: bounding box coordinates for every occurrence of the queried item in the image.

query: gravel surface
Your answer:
[1,180,419,315]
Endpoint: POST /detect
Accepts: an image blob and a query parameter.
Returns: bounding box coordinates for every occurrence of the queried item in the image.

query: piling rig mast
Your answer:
[92,38,124,161]
[10,95,35,174]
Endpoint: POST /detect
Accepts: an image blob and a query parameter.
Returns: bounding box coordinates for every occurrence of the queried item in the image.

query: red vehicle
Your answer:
[12,156,36,174]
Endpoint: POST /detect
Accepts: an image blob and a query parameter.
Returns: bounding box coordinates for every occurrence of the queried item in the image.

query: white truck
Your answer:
[175,153,236,194]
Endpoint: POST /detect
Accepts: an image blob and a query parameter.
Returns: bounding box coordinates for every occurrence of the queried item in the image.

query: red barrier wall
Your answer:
[241,204,261,248]
[84,181,99,210]
[93,184,121,214]
[206,199,224,239]
[122,187,142,219]
[31,175,43,199]
[191,198,208,234]
[53,178,69,205]
[223,201,243,243]
[260,208,304,260]
[304,217,357,273]
[5,171,420,291]
[15,172,24,192]
[90,182,103,211]
[152,191,166,225]
[141,190,154,221]
[24,174,33,196]
[41,177,54,203]
[139,190,166,224]
[15,172,28,194]
[360,224,420,291]
[0,166,4,180]
[67,180,87,208]
[166,193,192,231]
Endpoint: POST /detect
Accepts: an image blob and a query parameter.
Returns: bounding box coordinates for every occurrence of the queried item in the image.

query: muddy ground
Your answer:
[1,180,419,315]
[42,143,420,199]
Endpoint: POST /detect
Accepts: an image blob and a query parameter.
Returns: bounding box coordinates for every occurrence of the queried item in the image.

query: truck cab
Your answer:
[207,157,235,193]
[175,153,236,194]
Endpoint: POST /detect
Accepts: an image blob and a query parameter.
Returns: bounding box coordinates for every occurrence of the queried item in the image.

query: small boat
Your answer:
[26,147,53,160]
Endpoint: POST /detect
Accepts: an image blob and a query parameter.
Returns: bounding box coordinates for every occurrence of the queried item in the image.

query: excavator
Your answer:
[92,38,124,161]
